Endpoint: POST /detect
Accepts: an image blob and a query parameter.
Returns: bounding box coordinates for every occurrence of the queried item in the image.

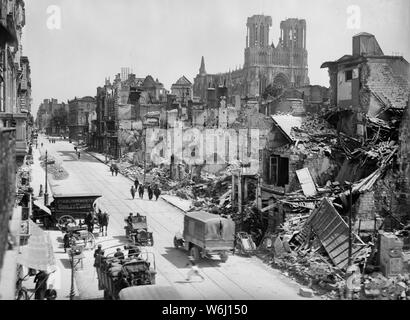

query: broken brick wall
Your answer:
[397,99,410,221]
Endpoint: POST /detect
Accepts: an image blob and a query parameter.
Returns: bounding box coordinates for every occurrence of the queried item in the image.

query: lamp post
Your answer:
[69,250,75,300]
[348,182,353,266]
[44,150,49,206]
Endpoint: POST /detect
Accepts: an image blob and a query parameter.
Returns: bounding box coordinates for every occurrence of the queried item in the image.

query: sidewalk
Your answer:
[86,150,193,213]
[161,195,192,213]
[26,136,79,300]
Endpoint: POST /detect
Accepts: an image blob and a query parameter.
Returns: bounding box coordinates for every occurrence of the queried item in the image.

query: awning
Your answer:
[33,200,52,215]
[16,220,57,272]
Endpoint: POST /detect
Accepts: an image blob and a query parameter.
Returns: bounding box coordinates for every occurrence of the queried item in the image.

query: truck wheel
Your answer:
[173,237,179,249]
[190,246,200,262]
[220,252,229,262]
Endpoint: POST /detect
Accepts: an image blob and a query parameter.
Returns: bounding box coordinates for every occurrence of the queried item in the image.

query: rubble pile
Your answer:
[39,154,69,180]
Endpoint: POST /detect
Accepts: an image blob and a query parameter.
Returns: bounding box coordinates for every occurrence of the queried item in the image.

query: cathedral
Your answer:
[193,15,310,101]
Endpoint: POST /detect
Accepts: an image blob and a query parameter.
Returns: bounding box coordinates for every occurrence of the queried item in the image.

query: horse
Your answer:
[97,211,109,236]
[85,212,95,233]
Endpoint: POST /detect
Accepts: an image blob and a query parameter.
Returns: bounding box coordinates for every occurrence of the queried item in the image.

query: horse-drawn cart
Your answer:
[33,193,102,230]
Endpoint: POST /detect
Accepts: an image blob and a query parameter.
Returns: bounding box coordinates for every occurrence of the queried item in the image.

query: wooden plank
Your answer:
[315,217,340,239]
[296,168,317,196]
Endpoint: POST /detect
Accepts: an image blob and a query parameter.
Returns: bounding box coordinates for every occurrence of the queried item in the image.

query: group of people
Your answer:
[110,164,119,176]
[48,138,57,143]
[130,178,161,200]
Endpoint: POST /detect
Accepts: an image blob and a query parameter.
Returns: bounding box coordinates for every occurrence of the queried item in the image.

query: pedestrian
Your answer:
[41,142,43,148]
[134,178,139,190]
[74,146,78,152]
[63,231,74,252]
[153,185,161,200]
[94,244,104,258]
[138,184,145,199]
[147,185,153,200]
[114,248,125,260]
[130,185,136,199]
[110,165,114,176]
[77,151,81,159]
[185,257,205,282]
[34,271,49,300]
[35,141,38,149]
[114,166,119,176]
[85,212,94,233]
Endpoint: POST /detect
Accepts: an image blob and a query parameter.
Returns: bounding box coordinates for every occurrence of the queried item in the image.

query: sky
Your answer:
[23,0,410,116]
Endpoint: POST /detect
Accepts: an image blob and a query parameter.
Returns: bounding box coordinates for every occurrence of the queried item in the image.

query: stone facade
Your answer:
[0,0,31,163]
[68,96,96,142]
[193,16,309,101]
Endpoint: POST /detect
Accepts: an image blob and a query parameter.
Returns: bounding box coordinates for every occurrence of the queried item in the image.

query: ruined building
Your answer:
[321,32,410,139]
[193,15,309,101]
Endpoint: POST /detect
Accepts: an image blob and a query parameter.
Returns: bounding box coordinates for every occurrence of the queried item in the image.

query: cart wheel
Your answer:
[57,215,76,231]
[16,288,28,300]
[84,232,96,250]
[220,252,229,262]
[173,237,179,249]
[190,246,200,262]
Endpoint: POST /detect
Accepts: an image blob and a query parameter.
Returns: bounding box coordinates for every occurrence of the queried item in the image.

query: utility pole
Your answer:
[44,150,49,206]
[348,183,353,266]
[69,250,75,300]
[143,126,146,184]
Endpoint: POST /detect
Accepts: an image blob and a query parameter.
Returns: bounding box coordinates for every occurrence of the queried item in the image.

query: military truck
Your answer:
[95,247,156,300]
[173,211,235,262]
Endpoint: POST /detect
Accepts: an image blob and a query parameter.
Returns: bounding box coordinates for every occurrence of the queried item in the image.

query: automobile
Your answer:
[173,211,235,262]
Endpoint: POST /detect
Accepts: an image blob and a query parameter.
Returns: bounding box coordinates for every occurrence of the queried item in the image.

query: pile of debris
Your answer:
[39,154,69,180]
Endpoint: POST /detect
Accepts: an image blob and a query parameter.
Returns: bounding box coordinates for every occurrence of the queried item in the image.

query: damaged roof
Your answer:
[271,114,304,142]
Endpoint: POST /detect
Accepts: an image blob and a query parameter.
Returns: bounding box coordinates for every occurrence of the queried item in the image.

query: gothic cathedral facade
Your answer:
[193,15,310,101]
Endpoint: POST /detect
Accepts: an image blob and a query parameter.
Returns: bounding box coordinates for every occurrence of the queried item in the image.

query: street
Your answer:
[35,135,309,300]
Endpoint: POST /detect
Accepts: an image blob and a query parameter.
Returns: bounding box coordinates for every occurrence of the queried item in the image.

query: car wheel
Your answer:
[220,252,229,262]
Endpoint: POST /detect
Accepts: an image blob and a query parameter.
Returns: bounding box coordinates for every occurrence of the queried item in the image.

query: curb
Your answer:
[160,196,188,214]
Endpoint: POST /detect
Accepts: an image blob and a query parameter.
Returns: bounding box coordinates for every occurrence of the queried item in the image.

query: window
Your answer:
[345,70,353,81]
[269,155,289,187]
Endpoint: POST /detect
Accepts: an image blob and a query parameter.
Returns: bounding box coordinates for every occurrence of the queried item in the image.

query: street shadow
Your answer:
[174,280,204,284]
[59,258,72,269]
[111,235,131,243]
[161,247,224,269]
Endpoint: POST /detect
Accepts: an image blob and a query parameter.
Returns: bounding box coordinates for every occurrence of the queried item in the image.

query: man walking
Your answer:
[153,185,161,201]
[77,151,81,160]
[134,178,139,190]
[114,166,119,176]
[130,185,136,199]
[34,271,49,300]
[138,184,145,199]
[110,165,114,176]
[147,185,153,200]
[186,257,205,282]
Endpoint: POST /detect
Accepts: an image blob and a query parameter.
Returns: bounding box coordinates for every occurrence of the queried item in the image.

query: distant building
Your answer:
[193,16,309,101]
[171,76,193,103]
[68,96,96,142]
